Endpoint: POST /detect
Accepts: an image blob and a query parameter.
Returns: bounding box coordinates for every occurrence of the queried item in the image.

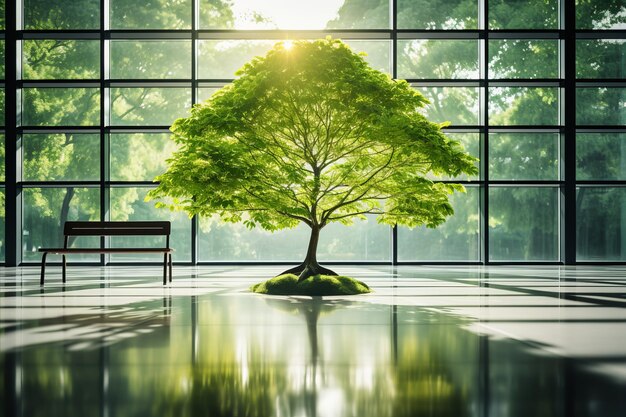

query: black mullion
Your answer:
[398,29,561,35]
[576,30,626,39]
[577,181,626,186]
[106,80,192,85]
[487,31,560,39]
[487,181,563,186]
[407,79,564,86]
[563,0,576,264]
[577,79,626,85]
[396,30,481,39]
[108,30,192,39]
[20,30,105,37]
[19,80,101,87]
[20,181,101,186]
[105,126,172,132]
[197,29,393,36]
[482,0,489,265]
[100,0,107,264]
[18,126,100,133]
[106,181,162,186]
[5,0,18,266]
[576,126,626,131]
[392,0,398,266]
[191,0,198,265]
[407,79,483,85]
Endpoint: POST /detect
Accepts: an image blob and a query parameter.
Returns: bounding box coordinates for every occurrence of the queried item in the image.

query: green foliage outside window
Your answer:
[23,0,100,29]
[9,0,626,262]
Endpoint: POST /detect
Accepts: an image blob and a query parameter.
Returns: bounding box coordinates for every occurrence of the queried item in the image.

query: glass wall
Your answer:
[574,0,626,261]
[3,0,626,264]
[0,2,4,262]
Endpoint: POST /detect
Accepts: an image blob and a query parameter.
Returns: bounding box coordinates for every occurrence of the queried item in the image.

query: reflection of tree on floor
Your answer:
[266,297,348,417]
[5,293,626,416]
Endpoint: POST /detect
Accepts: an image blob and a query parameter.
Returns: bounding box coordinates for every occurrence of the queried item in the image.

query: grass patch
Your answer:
[250,274,371,296]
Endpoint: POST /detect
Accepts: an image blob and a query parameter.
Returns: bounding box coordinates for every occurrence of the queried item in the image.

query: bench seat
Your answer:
[39,248,173,254]
[39,221,173,286]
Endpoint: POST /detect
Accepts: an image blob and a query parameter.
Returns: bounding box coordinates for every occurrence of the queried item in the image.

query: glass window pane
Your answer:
[0,89,4,126]
[22,40,100,80]
[197,40,274,79]
[577,40,626,79]
[398,40,479,79]
[197,40,390,79]
[197,87,221,102]
[110,88,191,126]
[24,0,100,30]
[489,0,558,29]
[110,187,191,262]
[22,187,100,262]
[0,41,5,79]
[110,0,191,29]
[489,40,558,79]
[23,134,100,181]
[576,1,626,29]
[343,40,391,75]
[198,219,307,261]
[489,87,559,126]
[199,0,390,30]
[326,0,391,29]
[320,215,391,261]
[22,88,100,126]
[198,0,235,29]
[576,88,626,125]
[489,187,559,261]
[110,41,191,79]
[110,133,177,181]
[0,134,4,182]
[398,186,479,261]
[489,133,559,180]
[577,187,626,261]
[415,87,480,126]
[0,187,4,262]
[198,215,390,262]
[397,0,478,29]
[577,133,626,181]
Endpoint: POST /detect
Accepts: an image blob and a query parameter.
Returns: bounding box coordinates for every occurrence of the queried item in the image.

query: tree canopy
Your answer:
[149,38,477,279]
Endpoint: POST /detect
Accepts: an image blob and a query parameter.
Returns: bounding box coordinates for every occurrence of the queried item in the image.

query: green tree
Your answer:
[149,38,476,280]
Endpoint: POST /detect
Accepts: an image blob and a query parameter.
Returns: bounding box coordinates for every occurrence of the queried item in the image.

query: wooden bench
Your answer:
[39,221,173,286]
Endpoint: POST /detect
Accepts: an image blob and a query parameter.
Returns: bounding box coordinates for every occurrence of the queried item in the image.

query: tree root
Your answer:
[277,262,338,282]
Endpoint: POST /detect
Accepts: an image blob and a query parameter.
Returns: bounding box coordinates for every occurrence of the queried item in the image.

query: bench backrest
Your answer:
[63,221,171,248]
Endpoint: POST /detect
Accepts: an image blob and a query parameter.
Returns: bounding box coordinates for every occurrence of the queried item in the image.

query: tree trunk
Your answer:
[278,225,337,282]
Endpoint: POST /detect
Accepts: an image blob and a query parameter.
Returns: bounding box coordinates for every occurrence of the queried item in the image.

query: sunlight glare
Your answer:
[232,0,344,30]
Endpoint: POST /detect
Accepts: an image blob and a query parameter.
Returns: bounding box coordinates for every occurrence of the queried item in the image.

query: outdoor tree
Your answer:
[148,38,477,286]
[17,0,235,260]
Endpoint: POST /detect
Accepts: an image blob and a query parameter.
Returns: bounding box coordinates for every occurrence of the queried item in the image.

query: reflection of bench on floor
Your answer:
[39,221,173,286]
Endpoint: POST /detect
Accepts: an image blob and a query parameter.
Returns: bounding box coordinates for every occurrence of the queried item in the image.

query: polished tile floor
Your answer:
[1,264,626,417]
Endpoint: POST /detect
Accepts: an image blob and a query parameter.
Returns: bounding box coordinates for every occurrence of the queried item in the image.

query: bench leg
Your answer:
[62,255,67,283]
[169,254,173,283]
[163,253,168,285]
[40,252,48,286]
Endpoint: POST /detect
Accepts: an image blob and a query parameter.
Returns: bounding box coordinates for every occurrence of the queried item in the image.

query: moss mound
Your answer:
[250,274,371,296]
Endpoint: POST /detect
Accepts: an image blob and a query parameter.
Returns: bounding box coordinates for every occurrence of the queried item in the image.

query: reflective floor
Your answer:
[1,265,626,417]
